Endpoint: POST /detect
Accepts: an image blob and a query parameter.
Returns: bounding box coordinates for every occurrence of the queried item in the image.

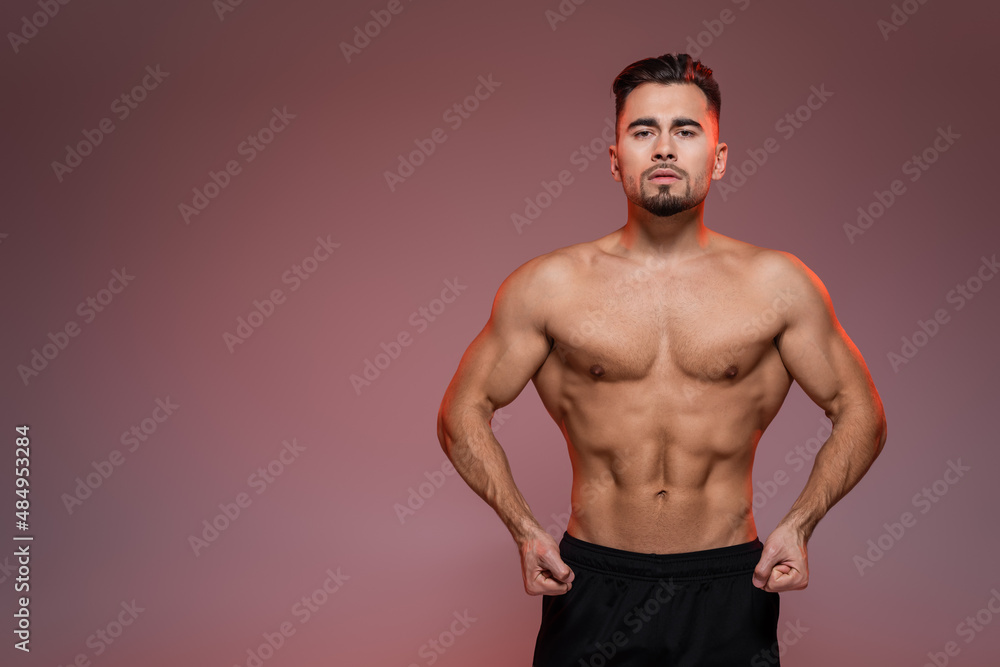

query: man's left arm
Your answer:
[752,251,888,592]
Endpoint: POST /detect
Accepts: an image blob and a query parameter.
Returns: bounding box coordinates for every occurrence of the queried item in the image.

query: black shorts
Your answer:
[532,532,781,666]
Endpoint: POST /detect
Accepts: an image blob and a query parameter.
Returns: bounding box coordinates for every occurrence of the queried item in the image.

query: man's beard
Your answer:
[625,174,706,217]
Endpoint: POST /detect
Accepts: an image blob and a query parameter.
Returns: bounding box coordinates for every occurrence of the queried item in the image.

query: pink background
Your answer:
[3,0,999,665]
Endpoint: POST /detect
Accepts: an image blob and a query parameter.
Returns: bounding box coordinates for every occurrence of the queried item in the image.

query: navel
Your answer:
[589,364,605,378]
[655,490,668,499]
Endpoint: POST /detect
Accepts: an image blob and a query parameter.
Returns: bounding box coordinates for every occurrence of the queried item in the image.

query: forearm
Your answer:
[438,405,542,544]
[780,404,887,541]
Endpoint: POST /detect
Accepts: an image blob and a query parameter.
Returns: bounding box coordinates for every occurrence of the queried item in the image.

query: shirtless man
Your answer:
[436,53,887,665]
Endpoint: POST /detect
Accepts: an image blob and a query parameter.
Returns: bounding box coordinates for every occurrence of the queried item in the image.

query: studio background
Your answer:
[2,0,999,665]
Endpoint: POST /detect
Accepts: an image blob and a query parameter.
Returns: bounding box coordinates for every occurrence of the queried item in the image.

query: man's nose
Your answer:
[652,138,676,161]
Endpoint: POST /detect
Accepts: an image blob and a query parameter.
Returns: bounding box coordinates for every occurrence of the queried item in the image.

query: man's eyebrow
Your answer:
[625,117,704,132]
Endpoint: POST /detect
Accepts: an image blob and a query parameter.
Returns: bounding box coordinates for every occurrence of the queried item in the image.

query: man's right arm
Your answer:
[436,255,574,595]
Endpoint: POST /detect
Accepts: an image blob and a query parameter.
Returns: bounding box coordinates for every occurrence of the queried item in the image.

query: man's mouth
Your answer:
[649,168,680,182]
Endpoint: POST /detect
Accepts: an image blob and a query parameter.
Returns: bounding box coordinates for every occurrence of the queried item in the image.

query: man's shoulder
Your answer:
[753,247,820,293]
[713,234,814,285]
[501,240,594,293]
[726,241,833,328]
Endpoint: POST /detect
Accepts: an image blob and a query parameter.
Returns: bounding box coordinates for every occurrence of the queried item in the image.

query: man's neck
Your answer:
[615,204,713,263]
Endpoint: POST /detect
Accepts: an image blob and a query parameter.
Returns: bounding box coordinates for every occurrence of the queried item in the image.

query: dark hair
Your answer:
[612,53,721,138]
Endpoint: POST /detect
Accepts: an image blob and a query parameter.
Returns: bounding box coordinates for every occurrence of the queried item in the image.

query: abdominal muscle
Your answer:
[536,370,784,555]
[567,459,757,555]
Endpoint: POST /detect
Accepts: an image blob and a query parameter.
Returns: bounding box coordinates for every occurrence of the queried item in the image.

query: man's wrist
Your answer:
[509,516,545,546]
[778,507,821,542]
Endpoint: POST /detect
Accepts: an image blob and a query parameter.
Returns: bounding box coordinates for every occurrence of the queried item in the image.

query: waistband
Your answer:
[559,531,763,581]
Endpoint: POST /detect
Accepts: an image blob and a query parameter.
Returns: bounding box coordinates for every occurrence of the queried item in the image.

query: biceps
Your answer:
[446,319,552,415]
[778,319,873,418]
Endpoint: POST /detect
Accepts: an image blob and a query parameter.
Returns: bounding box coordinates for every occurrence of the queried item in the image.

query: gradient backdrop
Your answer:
[3,0,999,665]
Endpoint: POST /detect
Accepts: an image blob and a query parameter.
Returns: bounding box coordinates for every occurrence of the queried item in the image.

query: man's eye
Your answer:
[634,130,652,138]
[678,130,695,137]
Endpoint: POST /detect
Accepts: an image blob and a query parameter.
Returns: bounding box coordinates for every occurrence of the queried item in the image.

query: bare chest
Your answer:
[545,270,786,382]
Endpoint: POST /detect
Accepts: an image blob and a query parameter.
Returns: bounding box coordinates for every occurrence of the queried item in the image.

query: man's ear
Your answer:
[711,142,728,180]
[610,145,622,182]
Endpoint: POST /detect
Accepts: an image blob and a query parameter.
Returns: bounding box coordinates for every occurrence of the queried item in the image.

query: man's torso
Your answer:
[528,229,796,553]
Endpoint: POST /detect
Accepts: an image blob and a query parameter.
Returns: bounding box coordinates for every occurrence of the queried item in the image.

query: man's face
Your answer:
[610,82,727,218]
